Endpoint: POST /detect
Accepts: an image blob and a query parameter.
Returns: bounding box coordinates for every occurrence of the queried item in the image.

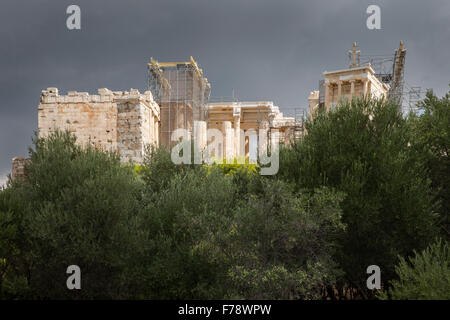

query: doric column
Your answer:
[233,104,241,159]
[222,121,233,160]
[363,79,369,97]
[350,80,356,99]
[244,131,250,158]
[337,80,342,98]
[233,115,240,158]
[194,120,207,163]
[258,120,269,157]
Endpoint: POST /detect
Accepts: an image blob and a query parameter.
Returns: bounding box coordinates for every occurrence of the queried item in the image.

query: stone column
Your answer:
[363,79,369,97]
[335,80,343,108]
[244,131,250,159]
[350,80,356,99]
[194,121,207,150]
[194,120,207,163]
[258,120,269,157]
[337,80,342,99]
[233,115,240,158]
[222,121,233,160]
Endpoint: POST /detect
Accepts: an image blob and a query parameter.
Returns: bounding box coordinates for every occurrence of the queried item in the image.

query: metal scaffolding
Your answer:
[276,107,308,142]
[147,57,211,146]
[406,86,422,115]
[358,41,406,109]
[389,41,406,107]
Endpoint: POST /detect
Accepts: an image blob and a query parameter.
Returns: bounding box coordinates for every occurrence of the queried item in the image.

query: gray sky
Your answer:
[1,0,449,185]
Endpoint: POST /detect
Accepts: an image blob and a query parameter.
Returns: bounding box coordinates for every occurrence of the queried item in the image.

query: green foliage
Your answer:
[139,167,237,299]
[409,89,450,237]
[278,97,439,291]
[378,239,450,300]
[207,158,260,199]
[134,146,346,299]
[224,181,345,299]
[133,164,144,175]
[208,157,259,177]
[141,144,198,195]
[1,88,447,300]
[0,131,145,299]
[0,188,24,299]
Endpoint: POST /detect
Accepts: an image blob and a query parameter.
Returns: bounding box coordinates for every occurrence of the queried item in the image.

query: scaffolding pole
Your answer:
[147,57,211,147]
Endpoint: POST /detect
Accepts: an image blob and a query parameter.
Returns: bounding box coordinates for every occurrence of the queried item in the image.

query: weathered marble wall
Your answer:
[11,156,29,180]
[38,87,160,163]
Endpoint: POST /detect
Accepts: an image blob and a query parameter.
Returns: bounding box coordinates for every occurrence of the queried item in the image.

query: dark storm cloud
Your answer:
[0,0,449,182]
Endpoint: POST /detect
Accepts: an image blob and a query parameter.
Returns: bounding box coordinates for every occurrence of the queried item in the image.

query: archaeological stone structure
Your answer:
[38,87,160,163]
[206,101,299,159]
[11,42,407,178]
[11,157,29,181]
[307,63,390,118]
[307,42,406,119]
[30,57,300,169]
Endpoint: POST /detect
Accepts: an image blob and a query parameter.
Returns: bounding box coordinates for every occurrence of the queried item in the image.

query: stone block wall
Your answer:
[11,156,29,180]
[38,87,160,163]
